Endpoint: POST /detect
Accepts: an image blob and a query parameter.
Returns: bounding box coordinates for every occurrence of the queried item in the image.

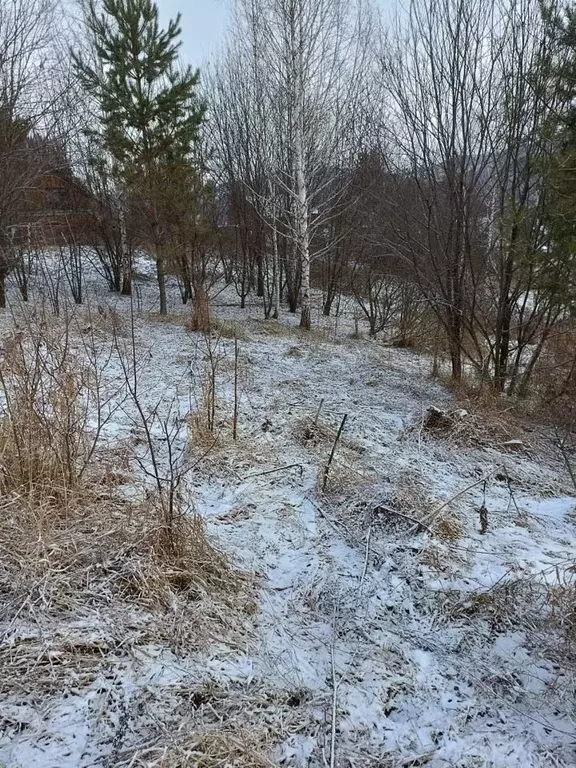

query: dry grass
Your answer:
[210,317,251,341]
[119,681,317,768]
[187,407,224,449]
[419,543,456,576]
[389,470,432,516]
[434,514,463,542]
[144,310,188,326]
[285,344,304,358]
[414,396,526,452]
[257,319,330,343]
[318,457,366,497]
[439,567,576,668]
[294,416,365,454]
[151,728,276,768]
[0,481,250,721]
[294,416,337,448]
[0,321,96,500]
[0,487,242,623]
[85,303,126,334]
[545,566,576,657]
[0,308,249,724]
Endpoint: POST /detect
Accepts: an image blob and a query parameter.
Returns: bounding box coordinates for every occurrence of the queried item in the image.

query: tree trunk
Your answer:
[323,289,336,316]
[286,240,299,313]
[257,252,265,297]
[448,316,462,381]
[494,233,516,392]
[295,125,311,330]
[0,271,6,309]
[119,201,132,296]
[272,224,280,319]
[157,253,167,315]
[183,275,192,304]
[190,281,211,332]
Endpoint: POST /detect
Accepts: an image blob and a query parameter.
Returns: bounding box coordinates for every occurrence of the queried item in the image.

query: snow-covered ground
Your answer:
[1,253,575,767]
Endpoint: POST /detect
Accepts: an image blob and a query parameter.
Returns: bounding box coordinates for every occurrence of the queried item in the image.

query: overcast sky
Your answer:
[157,0,393,70]
[157,0,231,68]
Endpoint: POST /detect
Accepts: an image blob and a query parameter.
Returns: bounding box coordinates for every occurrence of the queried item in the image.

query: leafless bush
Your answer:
[532,324,576,420]
[58,238,84,305]
[36,248,64,315]
[0,309,106,501]
[188,330,230,438]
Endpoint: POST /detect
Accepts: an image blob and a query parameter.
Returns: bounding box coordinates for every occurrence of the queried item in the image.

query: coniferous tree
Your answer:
[73,0,205,313]
[540,2,576,308]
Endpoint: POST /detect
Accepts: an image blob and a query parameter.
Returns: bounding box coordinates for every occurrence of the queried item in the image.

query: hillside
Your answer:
[0,259,575,768]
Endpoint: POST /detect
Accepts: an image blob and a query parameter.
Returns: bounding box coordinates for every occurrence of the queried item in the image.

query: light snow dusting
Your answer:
[1,253,575,767]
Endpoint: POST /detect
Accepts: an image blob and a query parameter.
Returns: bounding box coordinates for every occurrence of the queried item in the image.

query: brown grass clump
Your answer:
[418,398,525,451]
[117,497,241,607]
[390,470,431,514]
[257,320,329,343]
[545,566,576,657]
[188,407,223,450]
[0,488,241,625]
[86,303,126,334]
[0,321,97,501]
[0,309,247,708]
[294,416,336,448]
[419,544,455,576]
[152,729,275,768]
[211,317,251,341]
[318,458,365,497]
[434,514,463,542]
[441,570,576,659]
[145,311,188,326]
[0,485,248,712]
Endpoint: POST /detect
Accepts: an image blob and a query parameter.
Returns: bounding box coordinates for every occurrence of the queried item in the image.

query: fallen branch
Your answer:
[359,521,373,591]
[314,397,325,425]
[329,605,339,768]
[418,473,493,530]
[243,463,303,480]
[374,504,433,534]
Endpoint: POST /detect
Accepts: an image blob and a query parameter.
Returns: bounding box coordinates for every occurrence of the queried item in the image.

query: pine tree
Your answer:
[73,0,205,312]
[541,1,576,307]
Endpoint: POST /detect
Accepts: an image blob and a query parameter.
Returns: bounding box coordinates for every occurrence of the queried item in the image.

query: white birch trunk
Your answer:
[272,220,280,319]
[295,125,311,329]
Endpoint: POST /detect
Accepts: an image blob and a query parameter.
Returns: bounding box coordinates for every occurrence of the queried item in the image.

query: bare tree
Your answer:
[210,0,372,328]
[0,0,68,307]
[377,0,565,389]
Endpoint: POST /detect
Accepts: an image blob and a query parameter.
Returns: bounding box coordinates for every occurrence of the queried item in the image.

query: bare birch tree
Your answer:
[210,0,372,328]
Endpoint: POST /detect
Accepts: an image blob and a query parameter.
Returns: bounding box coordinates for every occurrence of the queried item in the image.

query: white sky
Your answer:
[157,0,231,68]
[157,0,394,70]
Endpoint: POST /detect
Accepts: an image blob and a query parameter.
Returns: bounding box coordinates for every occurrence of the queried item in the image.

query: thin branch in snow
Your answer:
[329,603,339,768]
